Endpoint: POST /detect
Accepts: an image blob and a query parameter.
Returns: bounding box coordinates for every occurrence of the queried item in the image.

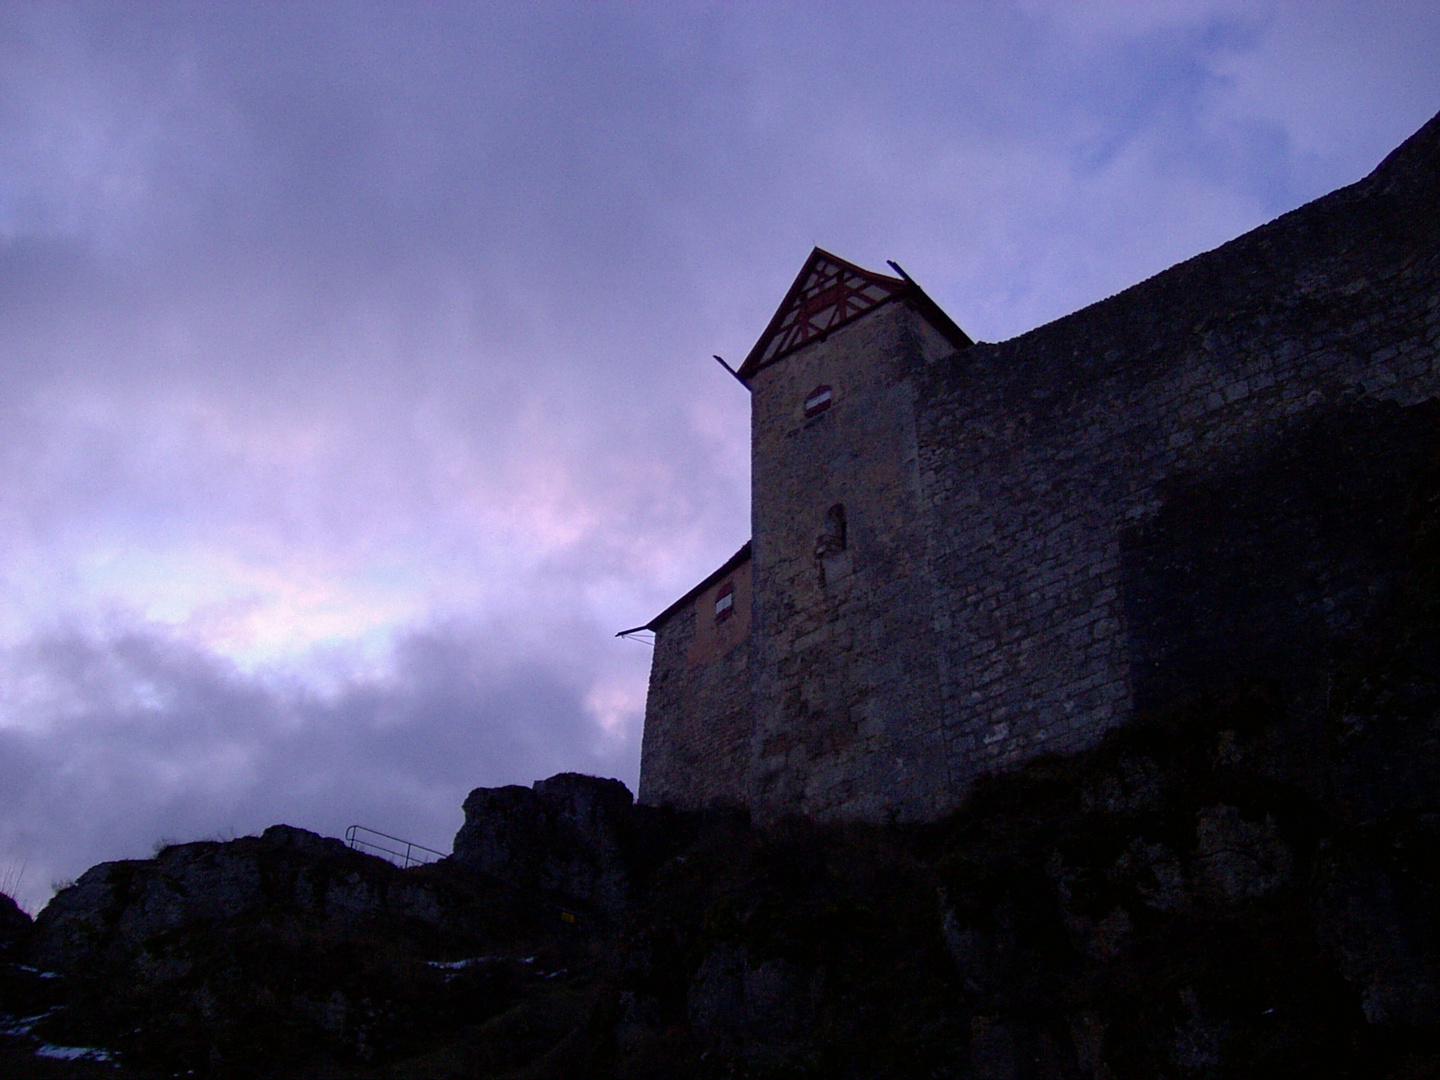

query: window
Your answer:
[815,504,848,587]
[804,385,833,417]
[715,581,735,622]
[819,503,847,554]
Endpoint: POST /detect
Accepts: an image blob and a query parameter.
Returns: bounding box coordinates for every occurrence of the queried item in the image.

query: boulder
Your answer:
[260,823,352,859]
[1193,804,1293,904]
[451,772,634,918]
[687,942,815,1063]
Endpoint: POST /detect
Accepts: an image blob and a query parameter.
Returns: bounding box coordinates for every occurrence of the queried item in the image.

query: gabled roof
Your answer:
[735,248,972,379]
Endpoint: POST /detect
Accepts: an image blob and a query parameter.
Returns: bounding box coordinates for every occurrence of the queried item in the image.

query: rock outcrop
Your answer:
[12,824,598,1075]
[5,715,1440,1078]
[452,772,636,919]
[0,893,29,955]
[30,824,473,973]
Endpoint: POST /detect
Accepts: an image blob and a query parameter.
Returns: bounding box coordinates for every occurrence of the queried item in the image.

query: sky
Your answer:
[1,1,1438,913]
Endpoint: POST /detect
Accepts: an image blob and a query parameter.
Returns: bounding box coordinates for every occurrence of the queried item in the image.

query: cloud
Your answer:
[0,612,638,914]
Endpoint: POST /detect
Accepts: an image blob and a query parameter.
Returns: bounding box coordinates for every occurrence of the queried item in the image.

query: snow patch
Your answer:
[36,1043,114,1062]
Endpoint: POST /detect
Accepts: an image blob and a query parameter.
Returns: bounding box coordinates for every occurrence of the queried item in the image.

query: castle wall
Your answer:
[636,556,753,810]
[1120,399,1440,718]
[915,119,1440,790]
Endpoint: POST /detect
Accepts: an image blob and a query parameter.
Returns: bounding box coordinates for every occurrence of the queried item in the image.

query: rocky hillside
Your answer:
[1,677,1437,1079]
[3,489,1440,1077]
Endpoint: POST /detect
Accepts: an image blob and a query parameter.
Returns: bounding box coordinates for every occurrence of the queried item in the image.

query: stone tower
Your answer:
[627,250,974,822]
[733,251,972,821]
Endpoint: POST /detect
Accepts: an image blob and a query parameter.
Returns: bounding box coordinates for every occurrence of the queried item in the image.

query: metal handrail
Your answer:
[344,824,446,868]
[343,823,589,927]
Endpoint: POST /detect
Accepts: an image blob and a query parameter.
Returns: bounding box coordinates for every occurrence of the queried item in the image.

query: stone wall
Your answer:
[1121,399,1440,718]
[637,553,753,810]
[746,302,958,822]
[915,108,1440,795]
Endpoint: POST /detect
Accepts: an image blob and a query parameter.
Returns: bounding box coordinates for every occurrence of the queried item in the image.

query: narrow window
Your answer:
[815,503,848,588]
[715,581,735,622]
[804,385,833,417]
[820,503,847,553]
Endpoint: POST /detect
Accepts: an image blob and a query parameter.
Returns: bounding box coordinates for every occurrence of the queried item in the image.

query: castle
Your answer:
[627,109,1440,825]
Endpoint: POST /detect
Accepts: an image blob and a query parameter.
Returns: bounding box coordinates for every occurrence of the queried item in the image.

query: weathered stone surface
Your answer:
[687,942,815,1057]
[29,824,474,974]
[451,772,634,918]
[1194,805,1292,904]
[748,301,956,824]
[686,941,746,1045]
[11,823,578,1074]
[639,548,754,811]
[10,652,1440,1077]
[1112,837,1187,912]
[1314,829,1440,1028]
[260,822,352,860]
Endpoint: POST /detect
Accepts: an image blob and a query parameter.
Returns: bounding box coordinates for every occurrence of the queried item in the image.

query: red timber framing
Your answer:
[736,249,907,378]
[735,248,972,379]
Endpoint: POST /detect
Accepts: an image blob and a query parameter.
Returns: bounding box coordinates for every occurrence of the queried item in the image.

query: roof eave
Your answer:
[620,540,753,635]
